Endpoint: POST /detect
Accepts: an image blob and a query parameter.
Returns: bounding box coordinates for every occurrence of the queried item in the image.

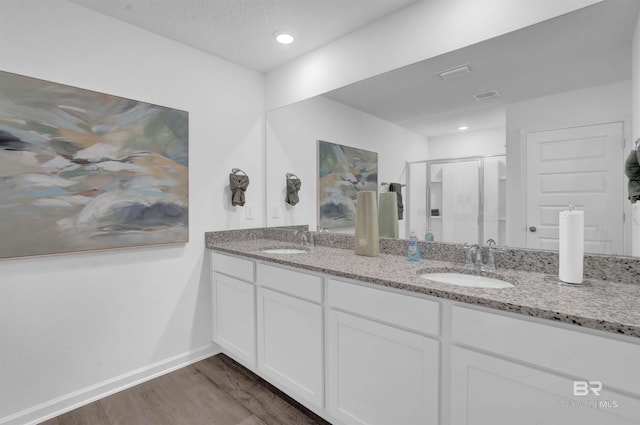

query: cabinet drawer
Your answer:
[257,263,322,303]
[211,252,255,282]
[328,279,440,336]
[452,306,640,395]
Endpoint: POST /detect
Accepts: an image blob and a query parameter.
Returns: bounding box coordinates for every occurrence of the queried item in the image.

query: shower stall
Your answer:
[406,155,506,245]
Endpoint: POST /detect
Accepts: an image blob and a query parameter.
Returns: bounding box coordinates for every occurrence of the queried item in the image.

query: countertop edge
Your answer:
[208,244,640,339]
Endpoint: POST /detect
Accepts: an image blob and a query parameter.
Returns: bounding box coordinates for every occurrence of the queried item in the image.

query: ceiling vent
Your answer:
[474,90,500,101]
[438,64,471,80]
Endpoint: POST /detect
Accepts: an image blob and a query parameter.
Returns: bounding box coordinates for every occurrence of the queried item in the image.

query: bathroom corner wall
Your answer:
[0,1,264,423]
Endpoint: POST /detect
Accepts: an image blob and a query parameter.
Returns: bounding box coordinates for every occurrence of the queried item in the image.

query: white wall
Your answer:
[633,6,640,256]
[264,0,601,110]
[0,1,264,424]
[634,7,640,147]
[505,81,632,250]
[266,95,428,239]
[428,127,506,160]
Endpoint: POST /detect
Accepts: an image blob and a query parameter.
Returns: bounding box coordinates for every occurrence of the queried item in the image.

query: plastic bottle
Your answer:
[425,229,434,242]
[407,231,420,261]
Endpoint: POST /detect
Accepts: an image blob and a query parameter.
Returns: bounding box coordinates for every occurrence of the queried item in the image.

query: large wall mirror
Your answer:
[266,0,639,257]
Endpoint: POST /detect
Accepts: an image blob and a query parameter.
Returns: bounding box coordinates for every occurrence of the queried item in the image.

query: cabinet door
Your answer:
[257,287,323,408]
[328,310,439,425]
[211,272,256,368]
[451,346,640,425]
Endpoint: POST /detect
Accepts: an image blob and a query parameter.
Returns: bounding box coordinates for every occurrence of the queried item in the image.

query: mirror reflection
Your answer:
[266,0,639,257]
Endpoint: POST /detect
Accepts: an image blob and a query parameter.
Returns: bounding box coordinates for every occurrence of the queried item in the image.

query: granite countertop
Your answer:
[208,238,640,338]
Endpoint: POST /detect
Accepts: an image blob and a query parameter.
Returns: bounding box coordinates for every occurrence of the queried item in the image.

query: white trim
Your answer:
[1,344,221,425]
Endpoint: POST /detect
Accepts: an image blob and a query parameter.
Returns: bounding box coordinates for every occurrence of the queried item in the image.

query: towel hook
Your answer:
[232,168,247,175]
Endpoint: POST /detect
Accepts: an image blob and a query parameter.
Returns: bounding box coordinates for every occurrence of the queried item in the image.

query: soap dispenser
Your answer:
[425,229,434,242]
[407,231,420,261]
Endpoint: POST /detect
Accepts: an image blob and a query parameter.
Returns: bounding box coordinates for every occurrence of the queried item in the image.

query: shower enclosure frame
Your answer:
[406,154,506,245]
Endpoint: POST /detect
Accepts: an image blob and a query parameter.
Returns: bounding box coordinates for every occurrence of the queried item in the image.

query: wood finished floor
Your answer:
[40,354,331,425]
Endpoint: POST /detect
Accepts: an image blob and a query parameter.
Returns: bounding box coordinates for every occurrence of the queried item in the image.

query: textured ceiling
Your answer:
[70,0,417,73]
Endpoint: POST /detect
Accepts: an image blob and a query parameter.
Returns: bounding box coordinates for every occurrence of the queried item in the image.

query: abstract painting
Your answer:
[317,140,377,228]
[0,71,189,259]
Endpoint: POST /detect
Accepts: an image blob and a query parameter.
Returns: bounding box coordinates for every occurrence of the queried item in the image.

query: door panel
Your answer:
[526,122,624,254]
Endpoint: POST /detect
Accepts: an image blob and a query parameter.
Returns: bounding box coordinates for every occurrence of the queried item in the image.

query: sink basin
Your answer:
[261,248,307,254]
[419,272,514,289]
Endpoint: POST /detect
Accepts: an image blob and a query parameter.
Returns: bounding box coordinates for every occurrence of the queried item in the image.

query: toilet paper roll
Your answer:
[632,202,640,257]
[558,209,584,283]
[378,192,399,238]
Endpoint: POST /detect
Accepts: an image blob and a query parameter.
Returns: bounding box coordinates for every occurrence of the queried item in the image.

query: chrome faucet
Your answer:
[294,230,319,247]
[464,239,506,271]
[295,229,309,246]
[464,244,480,269]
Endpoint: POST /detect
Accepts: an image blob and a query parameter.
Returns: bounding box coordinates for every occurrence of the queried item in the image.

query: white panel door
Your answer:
[526,122,624,254]
[211,272,256,368]
[256,287,323,408]
[451,346,640,425]
[328,310,439,425]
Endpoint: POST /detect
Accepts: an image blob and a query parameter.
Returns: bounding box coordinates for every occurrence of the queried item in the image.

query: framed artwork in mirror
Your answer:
[317,140,377,229]
[0,71,189,259]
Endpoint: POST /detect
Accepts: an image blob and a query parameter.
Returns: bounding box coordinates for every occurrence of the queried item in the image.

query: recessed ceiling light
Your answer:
[276,33,295,45]
[458,126,469,131]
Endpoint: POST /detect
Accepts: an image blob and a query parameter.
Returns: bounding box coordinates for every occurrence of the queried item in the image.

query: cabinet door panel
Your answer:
[328,310,439,425]
[451,346,640,425]
[212,272,256,367]
[452,306,640,395]
[257,288,323,408]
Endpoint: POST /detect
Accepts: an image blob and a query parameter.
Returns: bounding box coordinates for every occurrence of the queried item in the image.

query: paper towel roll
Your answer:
[633,202,640,257]
[558,209,584,283]
[354,191,380,257]
[378,192,399,238]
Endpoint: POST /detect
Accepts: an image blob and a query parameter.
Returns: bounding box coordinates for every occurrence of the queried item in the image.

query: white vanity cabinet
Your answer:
[210,252,256,368]
[327,279,441,425]
[450,306,640,425]
[256,263,324,409]
[210,249,640,425]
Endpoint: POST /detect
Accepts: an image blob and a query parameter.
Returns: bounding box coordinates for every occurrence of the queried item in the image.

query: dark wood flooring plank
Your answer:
[195,355,330,425]
[39,354,330,425]
[54,401,115,425]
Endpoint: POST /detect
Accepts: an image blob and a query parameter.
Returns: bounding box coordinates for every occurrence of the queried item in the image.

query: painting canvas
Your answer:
[317,140,378,228]
[0,71,189,259]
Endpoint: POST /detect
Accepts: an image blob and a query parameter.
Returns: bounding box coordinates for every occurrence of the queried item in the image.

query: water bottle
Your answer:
[407,231,420,261]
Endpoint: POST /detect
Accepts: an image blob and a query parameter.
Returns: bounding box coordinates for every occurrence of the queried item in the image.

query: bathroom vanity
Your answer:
[206,229,640,425]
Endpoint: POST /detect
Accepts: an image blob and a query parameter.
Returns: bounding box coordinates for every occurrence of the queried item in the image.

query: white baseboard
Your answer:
[1,344,221,425]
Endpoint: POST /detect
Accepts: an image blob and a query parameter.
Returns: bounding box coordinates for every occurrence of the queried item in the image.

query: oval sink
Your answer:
[419,272,514,289]
[262,248,307,254]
